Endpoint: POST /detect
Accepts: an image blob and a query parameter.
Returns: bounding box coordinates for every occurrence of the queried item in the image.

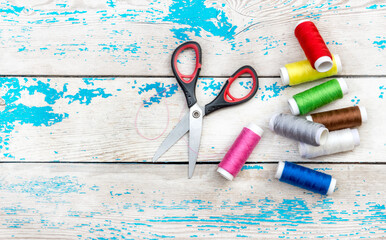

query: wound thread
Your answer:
[307,106,367,131]
[299,128,360,159]
[217,123,263,181]
[275,161,336,195]
[288,79,348,115]
[269,113,328,146]
[280,55,342,86]
[295,20,333,72]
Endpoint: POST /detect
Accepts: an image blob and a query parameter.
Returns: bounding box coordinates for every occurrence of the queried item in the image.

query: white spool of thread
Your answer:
[299,128,360,158]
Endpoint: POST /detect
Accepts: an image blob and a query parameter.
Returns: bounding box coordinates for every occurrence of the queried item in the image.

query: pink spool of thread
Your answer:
[217,123,264,180]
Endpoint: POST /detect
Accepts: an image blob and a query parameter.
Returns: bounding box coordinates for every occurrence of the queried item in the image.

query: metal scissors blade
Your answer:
[152,112,190,162]
[188,103,204,178]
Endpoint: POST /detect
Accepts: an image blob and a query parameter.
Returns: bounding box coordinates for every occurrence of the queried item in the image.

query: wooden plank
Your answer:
[0,0,385,76]
[0,163,384,239]
[1,76,384,162]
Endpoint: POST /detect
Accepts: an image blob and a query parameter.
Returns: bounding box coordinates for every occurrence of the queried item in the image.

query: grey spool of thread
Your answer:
[269,113,329,146]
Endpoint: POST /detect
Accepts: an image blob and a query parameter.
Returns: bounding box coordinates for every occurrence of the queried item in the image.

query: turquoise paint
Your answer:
[163,0,236,40]
[0,4,24,15]
[351,96,360,105]
[260,82,289,101]
[241,165,263,171]
[367,4,386,9]
[201,79,223,96]
[379,85,385,99]
[0,78,113,159]
[66,88,112,105]
[373,38,386,50]
[137,82,178,107]
[0,175,84,200]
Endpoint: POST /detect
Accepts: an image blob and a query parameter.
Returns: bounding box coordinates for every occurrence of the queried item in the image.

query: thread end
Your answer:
[359,106,368,123]
[269,114,279,131]
[217,167,234,181]
[288,98,300,115]
[337,79,349,95]
[327,178,336,195]
[275,161,285,179]
[351,129,360,147]
[246,123,264,137]
[315,56,333,72]
[334,54,342,73]
[280,67,290,86]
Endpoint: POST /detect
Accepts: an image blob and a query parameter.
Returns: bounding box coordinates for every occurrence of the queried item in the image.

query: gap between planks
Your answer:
[1,162,386,165]
[1,75,386,78]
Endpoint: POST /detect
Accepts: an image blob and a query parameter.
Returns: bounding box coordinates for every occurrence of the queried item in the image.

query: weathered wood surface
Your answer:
[0,0,385,76]
[0,163,384,239]
[0,0,385,239]
[1,76,384,163]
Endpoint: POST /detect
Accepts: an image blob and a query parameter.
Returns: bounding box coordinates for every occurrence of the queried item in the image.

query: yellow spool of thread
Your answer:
[280,55,342,86]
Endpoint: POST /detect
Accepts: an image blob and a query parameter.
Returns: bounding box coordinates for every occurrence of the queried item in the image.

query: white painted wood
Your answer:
[0,0,385,75]
[1,77,384,162]
[0,163,384,239]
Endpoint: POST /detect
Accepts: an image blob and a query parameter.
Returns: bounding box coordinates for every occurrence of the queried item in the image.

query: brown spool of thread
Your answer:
[306,106,367,131]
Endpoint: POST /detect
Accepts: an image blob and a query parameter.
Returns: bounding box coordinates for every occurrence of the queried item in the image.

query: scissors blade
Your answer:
[188,103,204,178]
[152,112,190,162]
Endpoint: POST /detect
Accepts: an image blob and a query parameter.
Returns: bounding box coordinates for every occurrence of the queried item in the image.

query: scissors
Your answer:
[152,41,259,178]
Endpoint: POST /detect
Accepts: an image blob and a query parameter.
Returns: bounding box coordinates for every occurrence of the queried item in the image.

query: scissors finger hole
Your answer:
[226,74,254,101]
[175,48,198,79]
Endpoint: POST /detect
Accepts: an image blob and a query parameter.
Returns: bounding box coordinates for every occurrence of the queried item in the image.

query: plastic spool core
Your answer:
[288,98,300,115]
[246,123,264,137]
[280,67,290,85]
[316,127,329,145]
[217,167,234,181]
[275,161,285,179]
[296,19,311,28]
[314,56,333,73]
[327,178,336,195]
[334,54,342,73]
[269,114,279,131]
[337,79,348,95]
[359,106,368,123]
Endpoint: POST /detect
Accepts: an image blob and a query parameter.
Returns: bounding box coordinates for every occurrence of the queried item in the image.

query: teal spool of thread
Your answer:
[288,79,348,115]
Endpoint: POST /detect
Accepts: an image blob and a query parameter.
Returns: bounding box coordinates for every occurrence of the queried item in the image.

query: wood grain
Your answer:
[0,1,385,238]
[0,0,385,76]
[1,76,384,163]
[0,163,384,239]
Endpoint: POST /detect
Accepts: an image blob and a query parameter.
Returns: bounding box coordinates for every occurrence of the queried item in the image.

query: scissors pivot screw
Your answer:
[192,110,201,118]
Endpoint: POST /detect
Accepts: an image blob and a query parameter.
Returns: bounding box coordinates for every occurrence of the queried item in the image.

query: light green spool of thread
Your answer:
[288,79,348,115]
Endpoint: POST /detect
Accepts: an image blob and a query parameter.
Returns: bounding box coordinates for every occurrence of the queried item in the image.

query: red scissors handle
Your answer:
[171,41,202,108]
[204,66,259,115]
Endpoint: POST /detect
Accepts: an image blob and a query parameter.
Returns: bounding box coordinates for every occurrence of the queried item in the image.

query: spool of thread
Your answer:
[295,20,333,72]
[269,113,328,146]
[275,161,336,195]
[299,128,360,158]
[288,78,348,115]
[217,123,264,181]
[280,55,342,86]
[306,106,367,131]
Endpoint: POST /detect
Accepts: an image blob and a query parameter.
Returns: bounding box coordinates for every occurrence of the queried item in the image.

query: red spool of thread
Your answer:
[217,123,264,181]
[295,20,333,73]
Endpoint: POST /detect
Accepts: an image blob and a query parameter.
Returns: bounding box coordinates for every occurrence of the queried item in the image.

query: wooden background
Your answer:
[0,0,385,239]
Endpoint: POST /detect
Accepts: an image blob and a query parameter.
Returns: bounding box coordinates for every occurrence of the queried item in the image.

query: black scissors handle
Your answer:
[171,41,202,108]
[204,66,259,115]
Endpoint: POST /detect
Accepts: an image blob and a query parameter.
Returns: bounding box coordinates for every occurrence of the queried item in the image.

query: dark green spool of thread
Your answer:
[288,79,348,115]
